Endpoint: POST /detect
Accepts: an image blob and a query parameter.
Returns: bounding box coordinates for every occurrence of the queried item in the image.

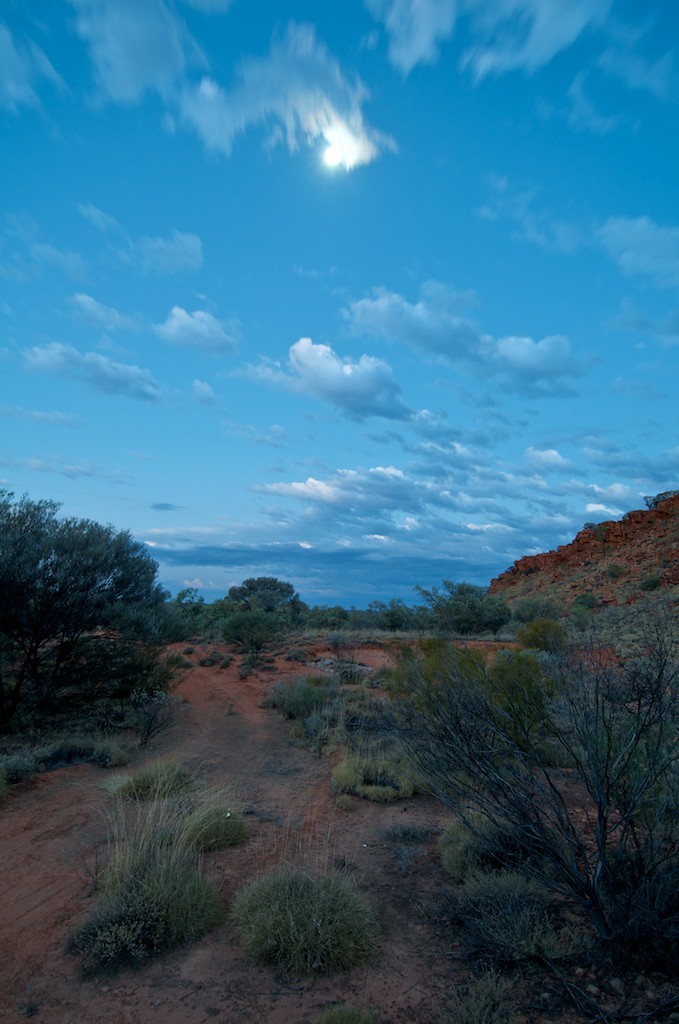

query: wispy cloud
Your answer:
[245,336,411,421]
[30,242,88,280]
[155,306,238,352]
[525,446,571,469]
[0,406,81,427]
[0,22,62,111]
[567,71,625,134]
[598,42,674,100]
[598,216,679,289]
[364,0,457,76]
[1,452,128,483]
[24,342,162,401]
[477,176,584,251]
[178,22,394,169]
[123,229,203,274]
[77,202,124,233]
[222,420,290,447]
[192,379,218,404]
[71,293,139,331]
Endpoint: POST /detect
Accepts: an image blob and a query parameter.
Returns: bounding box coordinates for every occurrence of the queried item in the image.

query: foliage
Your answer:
[416,581,510,636]
[261,678,333,720]
[332,752,414,802]
[178,804,247,852]
[516,618,568,653]
[446,971,514,1024]
[0,491,165,731]
[456,870,563,965]
[511,596,562,623]
[640,572,662,592]
[106,761,197,800]
[313,1008,378,1024]
[230,869,380,976]
[222,610,275,652]
[644,490,679,510]
[396,609,679,967]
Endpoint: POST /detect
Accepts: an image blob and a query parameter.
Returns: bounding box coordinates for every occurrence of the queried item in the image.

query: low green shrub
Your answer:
[178,804,247,852]
[332,753,414,802]
[456,871,563,965]
[640,572,662,592]
[0,771,8,802]
[515,618,568,653]
[0,751,40,782]
[314,1007,378,1024]
[230,869,380,976]
[106,761,197,800]
[262,679,332,720]
[447,971,514,1024]
[285,647,309,663]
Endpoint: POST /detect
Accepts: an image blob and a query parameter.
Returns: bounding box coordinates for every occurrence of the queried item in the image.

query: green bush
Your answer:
[230,869,380,976]
[640,572,662,592]
[262,679,332,720]
[178,804,247,852]
[0,751,39,782]
[0,771,7,802]
[515,618,568,653]
[512,597,562,623]
[439,814,531,882]
[456,871,563,965]
[332,753,414,802]
[314,1008,378,1024]
[447,971,513,1024]
[106,761,197,800]
[571,592,597,610]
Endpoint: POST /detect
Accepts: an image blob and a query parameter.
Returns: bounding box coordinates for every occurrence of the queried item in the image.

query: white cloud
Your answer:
[178,22,394,169]
[0,406,80,427]
[77,202,123,233]
[192,379,218,404]
[461,0,612,80]
[126,229,203,274]
[30,243,87,280]
[155,306,238,352]
[249,336,411,420]
[24,342,161,401]
[365,0,457,75]
[567,72,624,134]
[585,501,622,517]
[71,293,138,331]
[598,44,674,100]
[525,446,571,469]
[492,334,579,383]
[598,216,679,289]
[0,22,62,111]
[71,0,196,103]
[477,176,583,251]
[180,0,234,10]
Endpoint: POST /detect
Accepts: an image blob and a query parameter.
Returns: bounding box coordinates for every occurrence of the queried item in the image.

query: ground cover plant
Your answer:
[230,868,380,976]
[106,760,197,800]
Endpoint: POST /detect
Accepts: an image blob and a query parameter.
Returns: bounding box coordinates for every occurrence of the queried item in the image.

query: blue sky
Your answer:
[1,0,678,605]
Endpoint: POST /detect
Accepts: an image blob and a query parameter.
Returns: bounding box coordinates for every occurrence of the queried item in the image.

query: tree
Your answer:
[396,609,679,967]
[227,577,300,614]
[415,580,510,635]
[0,491,163,729]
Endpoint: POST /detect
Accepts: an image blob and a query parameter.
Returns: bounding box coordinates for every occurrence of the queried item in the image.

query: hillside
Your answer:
[489,492,679,612]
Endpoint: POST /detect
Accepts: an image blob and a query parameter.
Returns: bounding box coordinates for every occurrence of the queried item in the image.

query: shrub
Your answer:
[512,597,562,623]
[606,563,625,580]
[106,761,196,800]
[314,1008,378,1024]
[230,869,380,976]
[222,610,274,652]
[0,771,7,802]
[262,679,332,720]
[0,751,40,782]
[332,753,414,802]
[178,804,247,852]
[456,871,562,965]
[571,592,597,610]
[447,971,514,1024]
[439,814,531,882]
[640,572,662,592]
[516,618,568,653]
[285,647,309,663]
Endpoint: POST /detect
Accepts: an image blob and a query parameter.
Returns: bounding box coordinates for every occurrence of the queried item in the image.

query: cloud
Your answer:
[24,342,161,401]
[460,0,612,80]
[246,337,411,421]
[71,293,139,331]
[192,379,218,404]
[347,281,583,392]
[151,502,185,511]
[180,0,234,10]
[364,0,457,75]
[71,0,197,103]
[567,71,624,134]
[256,464,419,512]
[0,406,81,427]
[77,202,123,233]
[29,243,87,280]
[598,44,674,100]
[598,216,679,289]
[367,0,615,79]
[525,446,571,469]
[0,22,62,111]
[1,453,128,483]
[154,306,238,352]
[477,176,583,251]
[613,301,679,346]
[125,229,203,274]
[178,22,394,169]
[222,420,290,447]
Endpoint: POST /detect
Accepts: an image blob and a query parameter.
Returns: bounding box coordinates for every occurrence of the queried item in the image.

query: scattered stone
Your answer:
[585,984,600,998]
[609,978,625,996]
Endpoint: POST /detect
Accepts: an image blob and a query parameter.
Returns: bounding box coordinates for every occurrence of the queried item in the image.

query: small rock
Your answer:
[586,985,600,998]
[574,968,585,978]
[609,978,625,997]
[100,986,110,994]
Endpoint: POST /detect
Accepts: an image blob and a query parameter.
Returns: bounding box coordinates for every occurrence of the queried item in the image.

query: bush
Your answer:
[446,971,514,1024]
[107,761,197,800]
[456,871,562,965]
[178,804,247,852]
[332,753,414,802]
[640,572,662,592]
[0,771,7,802]
[222,610,275,651]
[512,597,562,623]
[516,618,568,653]
[262,679,332,720]
[230,869,380,975]
[314,1008,378,1024]
[439,814,531,882]
[0,751,39,782]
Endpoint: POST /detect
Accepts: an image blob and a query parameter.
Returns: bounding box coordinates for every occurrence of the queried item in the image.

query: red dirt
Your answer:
[0,642,459,1024]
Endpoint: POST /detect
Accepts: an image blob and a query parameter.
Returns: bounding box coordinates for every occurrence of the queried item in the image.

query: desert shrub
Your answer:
[0,751,40,782]
[34,738,129,770]
[439,814,532,882]
[571,592,597,610]
[183,646,195,655]
[512,597,562,623]
[222,610,274,652]
[72,840,219,973]
[262,679,332,720]
[230,869,380,976]
[0,770,7,802]
[446,971,514,1024]
[332,753,414,802]
[285,647,309,663]
[219,656,233,669]
[107,761,196,800]
[640,572,662,592]
[606,563,625,580]
[314,1008,378,1024]
[178,804,247,852]
[516,618,568,653]
[416,581,511,635]
[456,871,562,965]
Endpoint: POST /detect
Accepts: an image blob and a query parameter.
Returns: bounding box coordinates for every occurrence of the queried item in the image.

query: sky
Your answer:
[1,0,678,606]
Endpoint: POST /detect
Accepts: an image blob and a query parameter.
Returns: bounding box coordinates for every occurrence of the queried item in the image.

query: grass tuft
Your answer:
[106,760,197,800]
[313,1007,378,1024]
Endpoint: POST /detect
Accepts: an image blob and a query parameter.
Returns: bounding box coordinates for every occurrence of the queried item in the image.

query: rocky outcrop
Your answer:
[489,494,679,610]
